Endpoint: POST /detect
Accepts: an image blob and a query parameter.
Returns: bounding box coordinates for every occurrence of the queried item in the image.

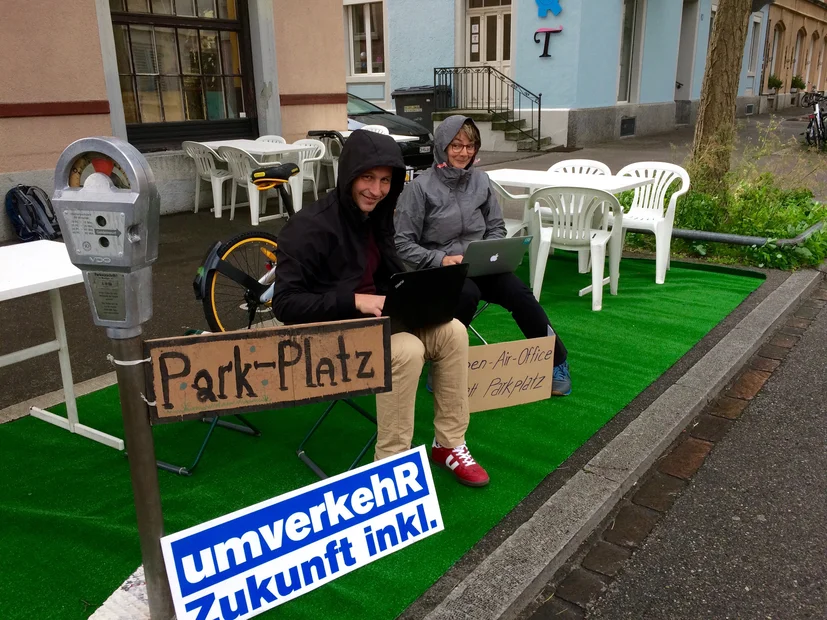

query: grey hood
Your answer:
[432,114,479,189]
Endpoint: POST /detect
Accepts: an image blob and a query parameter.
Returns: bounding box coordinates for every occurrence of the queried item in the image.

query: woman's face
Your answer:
[446,130,477,169]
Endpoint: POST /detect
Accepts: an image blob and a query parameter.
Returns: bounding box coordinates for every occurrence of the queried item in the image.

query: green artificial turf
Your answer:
[0,254,762,619]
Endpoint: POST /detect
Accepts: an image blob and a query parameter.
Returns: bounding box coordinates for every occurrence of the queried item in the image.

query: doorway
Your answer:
[675,0,699,101]
[466,0,512,106]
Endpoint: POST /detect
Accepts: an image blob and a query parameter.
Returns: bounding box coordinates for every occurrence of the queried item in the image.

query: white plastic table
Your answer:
[199,139,309,215]
[339,130,419,143]
[485,169,656,193]
[0,241,124,450]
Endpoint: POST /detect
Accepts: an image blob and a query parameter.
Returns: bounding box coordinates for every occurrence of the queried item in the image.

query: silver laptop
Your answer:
[462,236,533,278]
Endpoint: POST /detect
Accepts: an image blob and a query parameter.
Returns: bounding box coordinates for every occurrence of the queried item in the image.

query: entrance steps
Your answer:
[433,111,553,152]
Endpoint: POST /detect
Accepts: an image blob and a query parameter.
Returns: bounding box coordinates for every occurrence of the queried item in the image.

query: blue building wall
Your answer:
[513,0,581,108]
[386,0,455,96]
[737,10,768,96]
[639,1,683,104]
[575,0,623,108]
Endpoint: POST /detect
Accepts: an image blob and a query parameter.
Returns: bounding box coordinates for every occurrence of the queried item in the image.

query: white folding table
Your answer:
[339,130,419,143]
[200,139,309,216]
[0,240,124,450]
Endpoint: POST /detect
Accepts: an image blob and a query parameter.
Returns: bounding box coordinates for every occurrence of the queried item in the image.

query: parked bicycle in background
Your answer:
[805,93,827,150]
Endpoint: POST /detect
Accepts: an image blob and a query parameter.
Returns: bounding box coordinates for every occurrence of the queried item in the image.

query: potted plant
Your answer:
[791,74,805,92]
[767,74,783,94]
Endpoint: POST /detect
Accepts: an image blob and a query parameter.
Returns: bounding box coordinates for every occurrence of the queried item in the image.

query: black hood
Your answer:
[336,129,407,227]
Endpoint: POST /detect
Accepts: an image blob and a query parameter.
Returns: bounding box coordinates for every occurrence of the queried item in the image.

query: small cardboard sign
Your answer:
[467,336,556,413]
[160,446,443,620]
[144,318,391,423]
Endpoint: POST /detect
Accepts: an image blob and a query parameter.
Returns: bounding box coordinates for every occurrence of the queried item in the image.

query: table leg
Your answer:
[28,289,125,451]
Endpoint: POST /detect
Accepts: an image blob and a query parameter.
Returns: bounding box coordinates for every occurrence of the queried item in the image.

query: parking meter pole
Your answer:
[52,137,171,619]
[111,333,174,620]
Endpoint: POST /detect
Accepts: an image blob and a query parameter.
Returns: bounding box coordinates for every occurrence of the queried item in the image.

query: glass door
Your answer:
[467,8,512,106]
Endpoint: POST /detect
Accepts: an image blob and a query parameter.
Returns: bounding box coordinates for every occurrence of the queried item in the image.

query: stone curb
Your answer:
[424,269,823,620]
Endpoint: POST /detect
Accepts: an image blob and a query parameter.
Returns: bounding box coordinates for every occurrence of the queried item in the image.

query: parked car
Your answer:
[347,93,434,170]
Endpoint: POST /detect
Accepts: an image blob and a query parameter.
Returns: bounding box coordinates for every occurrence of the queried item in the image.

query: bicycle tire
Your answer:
[202,230,280,332]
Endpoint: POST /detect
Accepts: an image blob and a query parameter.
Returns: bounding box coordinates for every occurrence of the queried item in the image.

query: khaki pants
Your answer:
[374,319,469,460]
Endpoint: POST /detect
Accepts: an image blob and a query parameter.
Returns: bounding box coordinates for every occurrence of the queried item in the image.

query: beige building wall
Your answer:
[273,0,348,141]
[0,0,111,173]
[765,0,827,94]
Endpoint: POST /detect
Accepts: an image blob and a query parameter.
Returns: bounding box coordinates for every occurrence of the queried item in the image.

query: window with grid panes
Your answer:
[110,0,256,150]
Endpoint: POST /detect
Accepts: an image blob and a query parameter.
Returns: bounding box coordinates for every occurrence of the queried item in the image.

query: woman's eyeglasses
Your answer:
[448,142,477,153]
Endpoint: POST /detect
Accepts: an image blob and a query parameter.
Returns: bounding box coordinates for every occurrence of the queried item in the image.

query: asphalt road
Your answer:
[588,295,827,619]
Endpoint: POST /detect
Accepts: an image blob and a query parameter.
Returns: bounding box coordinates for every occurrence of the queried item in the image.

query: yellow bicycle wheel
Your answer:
[202,231,280,332]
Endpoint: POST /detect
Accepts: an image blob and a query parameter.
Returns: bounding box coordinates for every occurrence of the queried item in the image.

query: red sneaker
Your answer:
[430,440,490,487]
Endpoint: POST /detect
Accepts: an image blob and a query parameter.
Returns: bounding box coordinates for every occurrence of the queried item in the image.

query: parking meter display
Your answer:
[69,152,130,189]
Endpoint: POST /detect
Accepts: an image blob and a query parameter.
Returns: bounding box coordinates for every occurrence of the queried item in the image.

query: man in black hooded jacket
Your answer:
[271,130,490,487]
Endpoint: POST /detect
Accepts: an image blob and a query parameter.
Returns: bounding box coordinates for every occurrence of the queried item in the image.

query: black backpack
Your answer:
[4,185,61,242]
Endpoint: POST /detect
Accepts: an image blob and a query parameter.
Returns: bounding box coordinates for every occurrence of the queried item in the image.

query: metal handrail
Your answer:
[434,66,542,149]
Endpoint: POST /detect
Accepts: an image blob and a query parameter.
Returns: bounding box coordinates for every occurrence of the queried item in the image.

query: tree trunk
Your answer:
[689,0,753,194]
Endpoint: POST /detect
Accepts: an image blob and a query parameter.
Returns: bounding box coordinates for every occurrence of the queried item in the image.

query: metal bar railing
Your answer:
[434,66,543,149]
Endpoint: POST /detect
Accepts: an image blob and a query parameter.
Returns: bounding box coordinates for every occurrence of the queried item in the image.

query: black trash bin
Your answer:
[391,85,450,134]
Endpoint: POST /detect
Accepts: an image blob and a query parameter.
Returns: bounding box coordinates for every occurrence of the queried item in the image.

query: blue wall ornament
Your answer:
[536,0,562,17]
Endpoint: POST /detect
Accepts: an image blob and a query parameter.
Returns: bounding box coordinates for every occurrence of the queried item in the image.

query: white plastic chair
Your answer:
[290,139,326,200]
[548,159,612,175]
[216,146,271,225]
[319,136,342,186]
[182,141,232,216]
[528,187,624,311]
[359,125,390,135]
[256,135,286,144]
[490,180,531,238]
[547,159,611,272]
[615,162,690,284]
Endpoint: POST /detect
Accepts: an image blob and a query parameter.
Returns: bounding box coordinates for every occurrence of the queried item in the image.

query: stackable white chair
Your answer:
[548,159,612,176]
[615,162,690,284]
[182,141,232,215]
[490,180,531,238]
[290,139,326,200]
[528,187,624,311]
[216,146,271,225]
[319,135,342,186]
[256,135,286,144]
[547,159,612,272]
[359,125,390,135]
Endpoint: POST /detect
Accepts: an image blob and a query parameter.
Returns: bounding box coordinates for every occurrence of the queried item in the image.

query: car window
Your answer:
[347,94,387,115]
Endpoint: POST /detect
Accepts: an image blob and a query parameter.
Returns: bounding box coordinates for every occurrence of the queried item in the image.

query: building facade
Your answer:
[763,0,827,109]
[344,0,774,147]
[0,0,348,242]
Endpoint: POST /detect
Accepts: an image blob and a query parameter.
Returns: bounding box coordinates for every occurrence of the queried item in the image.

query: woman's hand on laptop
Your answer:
[355,293,386,317]
[442,254,464,266]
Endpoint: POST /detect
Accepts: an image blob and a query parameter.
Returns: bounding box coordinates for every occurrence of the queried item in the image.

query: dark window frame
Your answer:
[111,1,257,151]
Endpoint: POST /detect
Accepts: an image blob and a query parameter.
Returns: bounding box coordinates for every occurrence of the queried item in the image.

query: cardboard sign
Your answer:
[144,318,391,423]
[467,336,556,413]
[160,446,443,620]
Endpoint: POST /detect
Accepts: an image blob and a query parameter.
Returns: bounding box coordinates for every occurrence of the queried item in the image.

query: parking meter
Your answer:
[53,137,159,338]
[52,137,174,619]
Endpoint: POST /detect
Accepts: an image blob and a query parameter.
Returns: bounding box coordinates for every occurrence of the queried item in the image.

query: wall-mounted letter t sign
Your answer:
[535,27,563,58]
[536,0,562,17]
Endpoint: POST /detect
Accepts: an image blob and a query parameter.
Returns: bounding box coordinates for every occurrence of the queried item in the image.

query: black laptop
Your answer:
[383,264,469,329]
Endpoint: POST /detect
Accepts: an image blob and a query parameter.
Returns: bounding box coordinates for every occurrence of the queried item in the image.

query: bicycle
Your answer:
[805,93,827,150]
[194,162,298,332]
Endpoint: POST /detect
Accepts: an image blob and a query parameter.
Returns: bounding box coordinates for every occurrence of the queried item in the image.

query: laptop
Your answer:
[462,236,533,277]
[383,264,469,329]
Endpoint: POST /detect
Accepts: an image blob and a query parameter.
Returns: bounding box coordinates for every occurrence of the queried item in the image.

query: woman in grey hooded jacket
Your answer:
[394,115,571,396]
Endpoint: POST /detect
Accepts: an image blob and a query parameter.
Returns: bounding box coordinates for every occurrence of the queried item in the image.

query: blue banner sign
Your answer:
[161,446,443,620]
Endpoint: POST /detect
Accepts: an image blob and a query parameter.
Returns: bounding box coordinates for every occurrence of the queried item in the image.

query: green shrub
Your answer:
[791,74,806,90]
[768,74,783,90]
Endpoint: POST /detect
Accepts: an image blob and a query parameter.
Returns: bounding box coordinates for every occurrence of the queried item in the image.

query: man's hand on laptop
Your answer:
[442,254,464,266]
[355,293,386,317]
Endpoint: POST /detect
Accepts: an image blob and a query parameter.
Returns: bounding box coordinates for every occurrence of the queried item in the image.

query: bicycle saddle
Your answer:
[251,162,300,190]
